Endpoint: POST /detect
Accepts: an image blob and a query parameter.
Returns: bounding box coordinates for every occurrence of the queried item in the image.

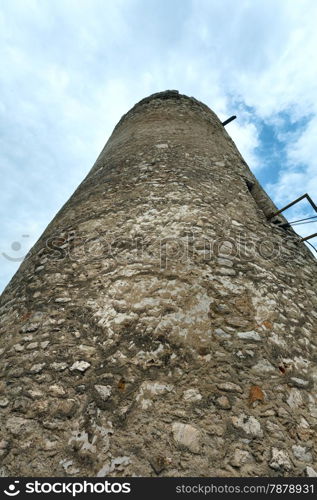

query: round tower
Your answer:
[0,90,316,477]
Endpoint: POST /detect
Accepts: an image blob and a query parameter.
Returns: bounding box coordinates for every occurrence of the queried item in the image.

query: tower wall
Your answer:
[0,91,316,477]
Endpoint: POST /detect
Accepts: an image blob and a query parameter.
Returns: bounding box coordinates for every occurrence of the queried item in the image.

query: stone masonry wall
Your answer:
[0,91,316,477]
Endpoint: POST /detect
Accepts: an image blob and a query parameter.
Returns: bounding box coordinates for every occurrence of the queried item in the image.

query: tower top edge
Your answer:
[134,90,211,110]
[113,90,217,132]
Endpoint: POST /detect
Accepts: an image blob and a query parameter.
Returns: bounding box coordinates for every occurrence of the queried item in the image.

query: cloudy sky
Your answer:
[1,0,316,292]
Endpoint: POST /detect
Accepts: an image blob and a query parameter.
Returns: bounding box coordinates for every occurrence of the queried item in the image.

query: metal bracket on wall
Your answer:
[267,193,317,249]
[222,116,237,126]
[300,232,317,242]
[267,193,317,220]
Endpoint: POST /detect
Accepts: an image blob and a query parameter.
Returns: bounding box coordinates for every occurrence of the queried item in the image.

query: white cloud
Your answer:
[228,121,260,169]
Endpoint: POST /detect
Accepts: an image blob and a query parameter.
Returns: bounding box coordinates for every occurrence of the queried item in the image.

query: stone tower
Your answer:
[0,91,316,477]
